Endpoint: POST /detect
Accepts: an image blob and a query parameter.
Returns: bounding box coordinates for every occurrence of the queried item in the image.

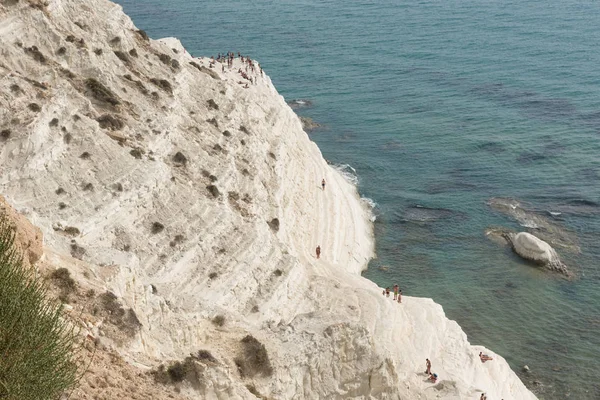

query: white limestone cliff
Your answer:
[0,0,537,398]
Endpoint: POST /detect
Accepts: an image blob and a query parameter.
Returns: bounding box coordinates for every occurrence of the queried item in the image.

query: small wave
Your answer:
[548,211,562,217]
[287,99,313,109]
[519,221,540,229]
[333,163,359,186]
[361,197,377,222]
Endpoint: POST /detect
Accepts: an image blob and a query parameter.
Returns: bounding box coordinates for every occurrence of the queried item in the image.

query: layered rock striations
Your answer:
[0,0,536,398]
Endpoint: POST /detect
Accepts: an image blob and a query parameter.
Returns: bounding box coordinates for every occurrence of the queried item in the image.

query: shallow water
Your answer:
[115,1,600,398]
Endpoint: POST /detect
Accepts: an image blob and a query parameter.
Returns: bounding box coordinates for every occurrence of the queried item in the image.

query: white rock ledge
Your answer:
[0,0,536,398]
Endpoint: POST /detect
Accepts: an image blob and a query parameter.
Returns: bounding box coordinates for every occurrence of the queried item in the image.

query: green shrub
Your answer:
[212,315,225,327]
[234,335,273,378]
[0,215,78,399]
[85,78,120,106]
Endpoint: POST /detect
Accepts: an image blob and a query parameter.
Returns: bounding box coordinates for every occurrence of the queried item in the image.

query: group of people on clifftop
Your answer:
[206,52,264,88]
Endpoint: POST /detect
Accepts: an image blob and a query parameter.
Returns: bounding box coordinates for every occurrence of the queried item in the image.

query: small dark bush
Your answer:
[207,185,220,198]
[151,222,164,234]
[171,59,180,69]
[73,114,80,121]
[157,53,171,65]
[65,35,76,43]
[251,305,259,313]
[136,30,149,41]
[239,125,249,134]
[64,226,80,236]
[208,272,218,280]
[55,187,66,195]
[82,182,94,191]
[235,335,273,378]
[242,168,250,177]
[222,130,231,137]
[96,114,124,130]
[207,99,219,110]
[63,132,72,144]
[196,350,216,363]
[129,48,138,57]
[149,78,173,95]
[173,151,187,165]
[49,118,59,127]
[50,268,76,293]
[268,218,280,232]
[56,47,67,56]
[24,46,46,63]
[130,148,144,159]
[169,234,184,247]
[0,129,10,140]
[240,139,246,146]
[273,269,283,277]
[79,152,91,160]
[113,182,124,192]
[58,202,68,210]
[99,292,141,336]
[246,384,261,397]
[113,50,130,63]
[212,315,225,327]
[10,84,21,93]
[70,243,86,260]
[85,78,120,106]
[109,36,121,46]
[93,48,103,55]
[213,144,223,152]
[28,103,41,112]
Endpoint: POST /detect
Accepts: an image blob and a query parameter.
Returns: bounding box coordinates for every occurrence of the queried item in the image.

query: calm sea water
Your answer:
[115,1,600,398]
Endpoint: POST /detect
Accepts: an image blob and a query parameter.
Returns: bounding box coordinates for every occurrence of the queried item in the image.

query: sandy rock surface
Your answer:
[0,0,536,399]
[0,195,43,267]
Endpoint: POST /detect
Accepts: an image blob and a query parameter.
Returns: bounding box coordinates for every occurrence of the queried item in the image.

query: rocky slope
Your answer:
[0,0,537,398]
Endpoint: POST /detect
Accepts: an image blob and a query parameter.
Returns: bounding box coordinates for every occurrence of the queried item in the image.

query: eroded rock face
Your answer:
[509,232,570,276]
[0,0,536,399]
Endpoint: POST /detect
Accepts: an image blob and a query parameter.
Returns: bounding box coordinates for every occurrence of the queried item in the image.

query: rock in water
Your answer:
[509,232,570,276]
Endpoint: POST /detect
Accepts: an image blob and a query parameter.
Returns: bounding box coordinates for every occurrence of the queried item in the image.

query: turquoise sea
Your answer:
[115,1,600,398]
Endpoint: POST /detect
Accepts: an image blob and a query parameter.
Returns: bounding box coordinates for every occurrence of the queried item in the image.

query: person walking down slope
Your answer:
[321,178,326,191]
[397,289,402,303]
[393,284,399,300]
[316,245,321,259]
[425,358,431,375]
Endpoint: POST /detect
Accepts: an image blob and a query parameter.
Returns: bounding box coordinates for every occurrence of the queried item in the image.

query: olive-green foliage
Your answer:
[0,215,78,399]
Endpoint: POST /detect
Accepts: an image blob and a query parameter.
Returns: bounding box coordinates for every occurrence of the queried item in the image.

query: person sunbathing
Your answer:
[479,352,493,362]
[428,373,438,383]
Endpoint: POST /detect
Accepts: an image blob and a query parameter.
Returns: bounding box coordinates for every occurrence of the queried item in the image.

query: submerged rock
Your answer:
[299,116,321,131]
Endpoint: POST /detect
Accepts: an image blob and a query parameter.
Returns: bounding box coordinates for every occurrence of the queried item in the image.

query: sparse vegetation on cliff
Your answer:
[0,215,78,399]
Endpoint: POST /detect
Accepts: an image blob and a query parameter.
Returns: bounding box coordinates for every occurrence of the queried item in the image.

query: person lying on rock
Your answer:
[479,352,493,362]
[428,373,438,383]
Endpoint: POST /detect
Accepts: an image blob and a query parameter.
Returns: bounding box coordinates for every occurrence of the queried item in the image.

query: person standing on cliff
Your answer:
[321,178,326,191]
[397,289,402,303]
[425,358,431,374]
[393,284,399,300]
[316,245,321,259]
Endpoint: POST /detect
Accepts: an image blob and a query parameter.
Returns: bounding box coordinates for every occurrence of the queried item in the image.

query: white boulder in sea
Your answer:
[509,232,570,275]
